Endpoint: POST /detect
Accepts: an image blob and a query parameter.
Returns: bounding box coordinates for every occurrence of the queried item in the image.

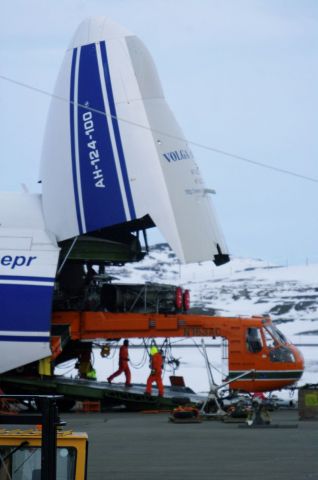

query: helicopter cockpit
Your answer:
[246,324,296,363]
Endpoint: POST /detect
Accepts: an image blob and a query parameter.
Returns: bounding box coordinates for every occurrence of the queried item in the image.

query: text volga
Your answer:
[163,150,192,163]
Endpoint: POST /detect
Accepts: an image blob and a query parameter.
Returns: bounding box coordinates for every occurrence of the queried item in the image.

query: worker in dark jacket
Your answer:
[145,346,164,397]
[107,339,131,386]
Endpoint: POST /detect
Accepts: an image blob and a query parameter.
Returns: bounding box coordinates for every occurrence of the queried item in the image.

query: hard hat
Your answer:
[150,346,158,355]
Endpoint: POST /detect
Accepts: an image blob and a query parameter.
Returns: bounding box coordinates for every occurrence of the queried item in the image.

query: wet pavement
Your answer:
[63,409,318,480]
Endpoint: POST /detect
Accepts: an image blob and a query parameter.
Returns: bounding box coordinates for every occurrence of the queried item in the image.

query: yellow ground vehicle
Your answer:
[0,429,88,480]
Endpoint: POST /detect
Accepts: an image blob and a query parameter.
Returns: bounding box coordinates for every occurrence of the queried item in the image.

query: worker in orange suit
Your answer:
[107,339,131,386]
[145,346,164,397]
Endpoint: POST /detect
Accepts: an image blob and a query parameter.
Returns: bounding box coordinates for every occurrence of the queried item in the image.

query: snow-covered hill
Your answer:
[107,243,318,340]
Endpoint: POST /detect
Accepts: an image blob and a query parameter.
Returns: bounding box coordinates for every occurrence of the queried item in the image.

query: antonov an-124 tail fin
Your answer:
[40,17,229,265]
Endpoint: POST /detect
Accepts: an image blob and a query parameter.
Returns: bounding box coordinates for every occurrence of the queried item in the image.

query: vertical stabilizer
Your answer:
[41,17,229,265]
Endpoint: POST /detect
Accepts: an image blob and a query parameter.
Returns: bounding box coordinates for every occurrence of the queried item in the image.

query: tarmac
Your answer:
[63,409,318,480]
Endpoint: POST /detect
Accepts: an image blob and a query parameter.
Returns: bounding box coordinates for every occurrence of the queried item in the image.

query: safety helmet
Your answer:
[150,346,158,355]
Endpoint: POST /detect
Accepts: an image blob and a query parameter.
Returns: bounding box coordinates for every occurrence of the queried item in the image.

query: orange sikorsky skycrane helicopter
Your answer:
[51,299,304,393]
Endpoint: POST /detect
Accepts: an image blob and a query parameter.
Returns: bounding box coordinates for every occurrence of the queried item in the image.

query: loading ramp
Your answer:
[0,376,205,411]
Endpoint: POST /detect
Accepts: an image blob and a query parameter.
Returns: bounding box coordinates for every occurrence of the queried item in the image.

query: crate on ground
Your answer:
[169,376,185,387]
[80,400,101,413]
[299,384,318,420]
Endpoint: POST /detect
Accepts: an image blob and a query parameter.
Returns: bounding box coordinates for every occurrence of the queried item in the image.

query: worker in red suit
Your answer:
[107,339,131,386]
[145,346,164,397]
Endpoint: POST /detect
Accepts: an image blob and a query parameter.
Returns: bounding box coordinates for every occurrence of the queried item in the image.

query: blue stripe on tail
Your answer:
[70,47,84,234]
[100,41,136,220]
[76,43,127,231]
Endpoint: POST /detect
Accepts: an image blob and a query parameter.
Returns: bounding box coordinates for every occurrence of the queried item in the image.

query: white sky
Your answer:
[0,0,317,265]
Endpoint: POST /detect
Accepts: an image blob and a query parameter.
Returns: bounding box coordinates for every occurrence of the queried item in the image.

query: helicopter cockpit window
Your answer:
[269,346,296,363]
[264,325,289,346]
[263,326,277,349]
[263,326,295,363]
[271,325,288,344]
[246,328,263,353]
